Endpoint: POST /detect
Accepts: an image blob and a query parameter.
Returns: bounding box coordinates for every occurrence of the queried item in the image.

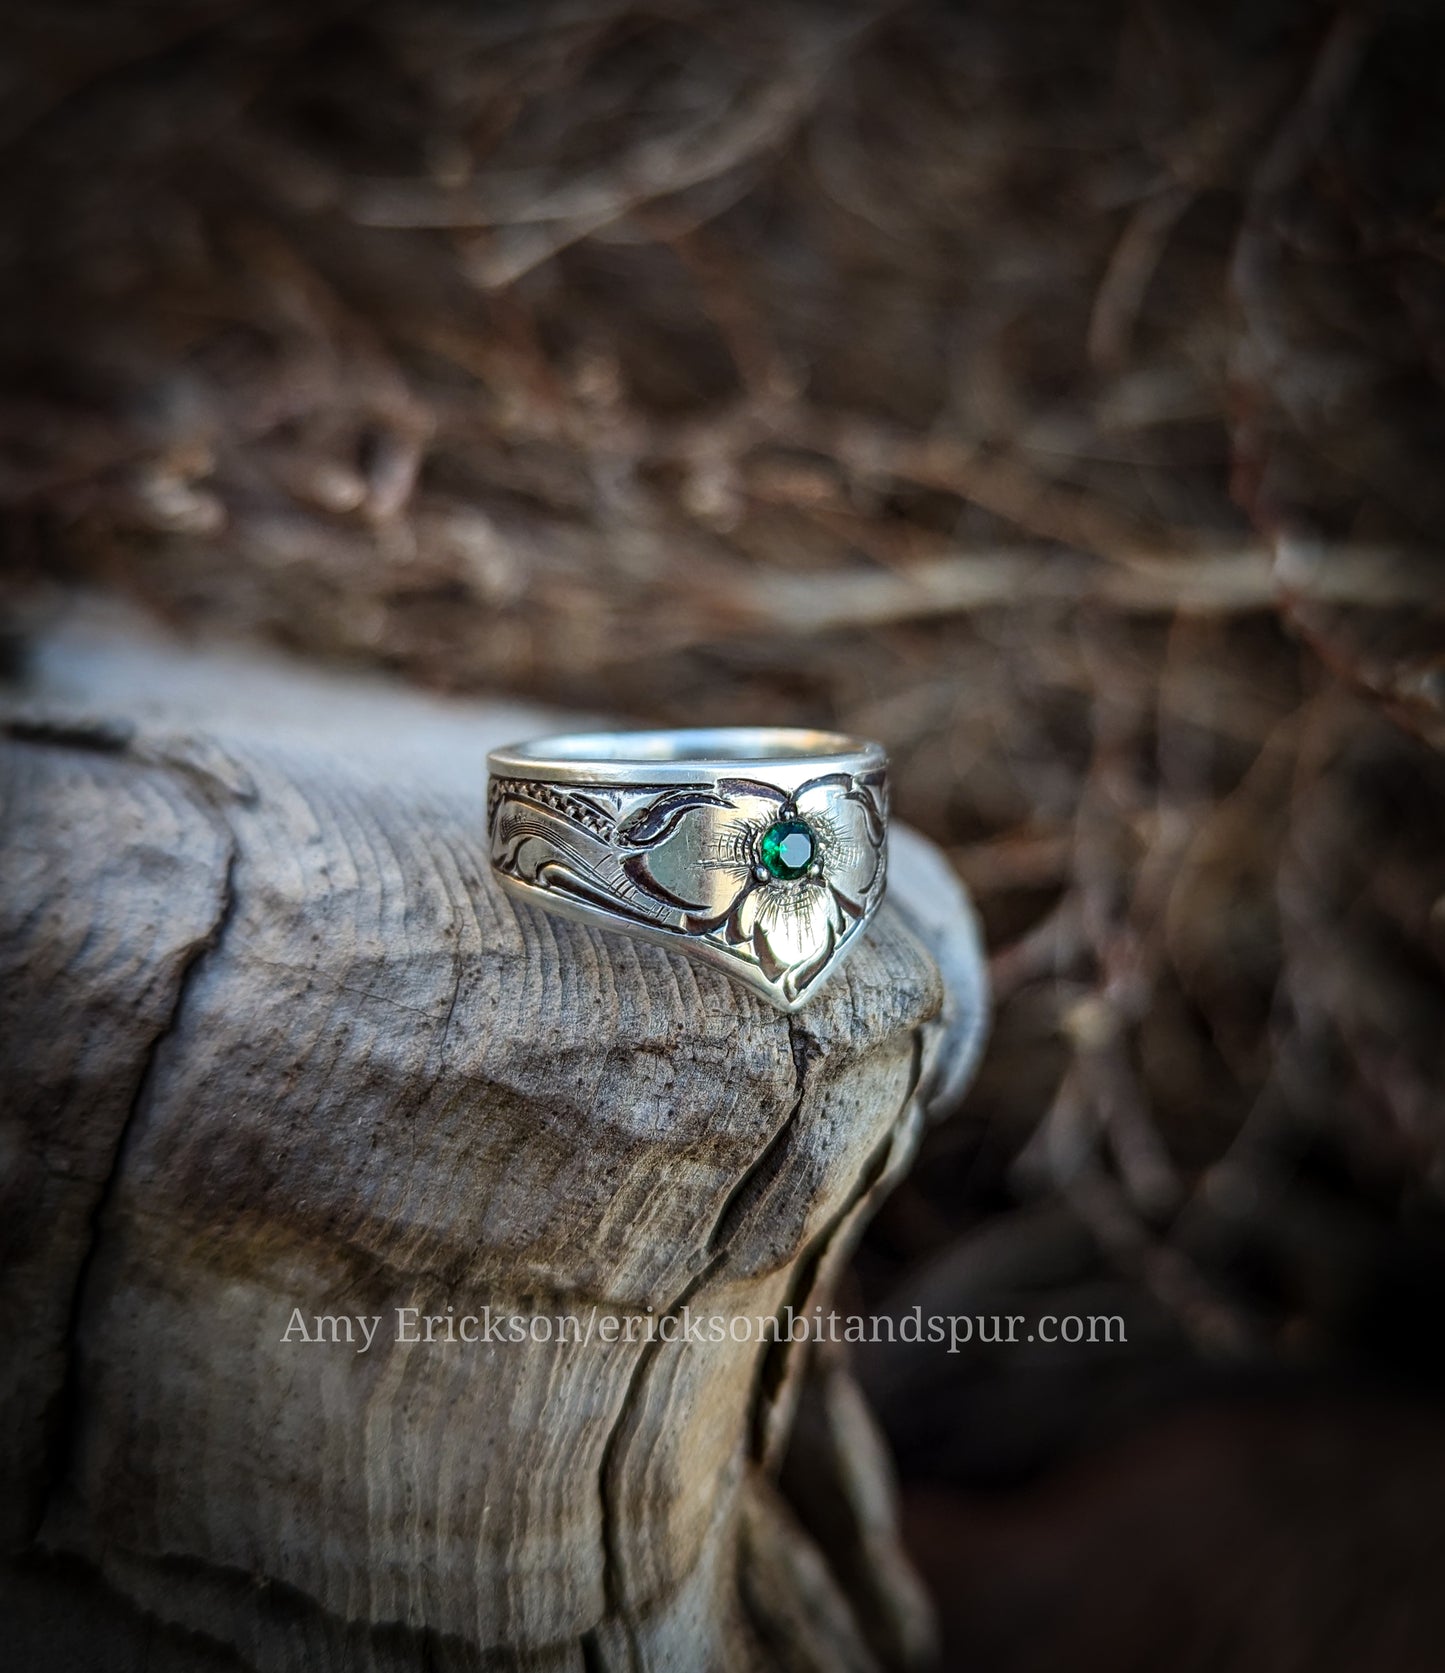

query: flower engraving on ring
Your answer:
[489,768,886,1007]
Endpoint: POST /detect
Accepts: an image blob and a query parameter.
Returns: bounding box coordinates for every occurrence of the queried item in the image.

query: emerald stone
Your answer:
[759,818,816,882]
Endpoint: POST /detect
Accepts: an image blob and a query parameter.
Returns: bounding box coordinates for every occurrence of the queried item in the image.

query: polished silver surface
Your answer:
[487,728,888,1010]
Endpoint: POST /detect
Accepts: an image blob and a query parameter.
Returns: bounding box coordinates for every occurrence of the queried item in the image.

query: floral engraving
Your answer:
[489,770,887,1006]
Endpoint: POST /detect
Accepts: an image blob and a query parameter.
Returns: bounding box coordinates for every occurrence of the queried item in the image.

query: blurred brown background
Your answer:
[4,1,1445,1667]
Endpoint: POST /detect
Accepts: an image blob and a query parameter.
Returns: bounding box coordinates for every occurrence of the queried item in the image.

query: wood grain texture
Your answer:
[0,629,985,1672]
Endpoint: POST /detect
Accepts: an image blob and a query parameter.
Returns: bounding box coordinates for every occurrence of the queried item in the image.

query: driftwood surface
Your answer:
[1,610,985,1672]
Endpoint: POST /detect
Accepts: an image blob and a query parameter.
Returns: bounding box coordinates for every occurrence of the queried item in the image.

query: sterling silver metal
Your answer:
[486,728,888,1010]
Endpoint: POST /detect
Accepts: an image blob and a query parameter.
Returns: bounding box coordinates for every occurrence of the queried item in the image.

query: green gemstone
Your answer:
[760,818,816,882]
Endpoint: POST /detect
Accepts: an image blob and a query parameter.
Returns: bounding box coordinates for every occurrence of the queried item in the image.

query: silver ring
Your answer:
[487,728,888,1010]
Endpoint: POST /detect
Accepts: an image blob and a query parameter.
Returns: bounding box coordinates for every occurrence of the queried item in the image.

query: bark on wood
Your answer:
[0,624,985,1672]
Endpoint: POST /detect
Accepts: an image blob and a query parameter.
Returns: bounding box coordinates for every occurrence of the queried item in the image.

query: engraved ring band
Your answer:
[486,728,889,1010]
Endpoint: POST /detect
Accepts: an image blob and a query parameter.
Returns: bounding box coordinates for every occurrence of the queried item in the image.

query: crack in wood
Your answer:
[36,799,240,1541]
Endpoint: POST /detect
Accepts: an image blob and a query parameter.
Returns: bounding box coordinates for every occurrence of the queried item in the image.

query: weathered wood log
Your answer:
[0,613,986,1671]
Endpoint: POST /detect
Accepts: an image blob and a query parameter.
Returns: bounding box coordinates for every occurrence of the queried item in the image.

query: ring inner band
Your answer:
[488,728,886,787]
[496,727,871,764]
